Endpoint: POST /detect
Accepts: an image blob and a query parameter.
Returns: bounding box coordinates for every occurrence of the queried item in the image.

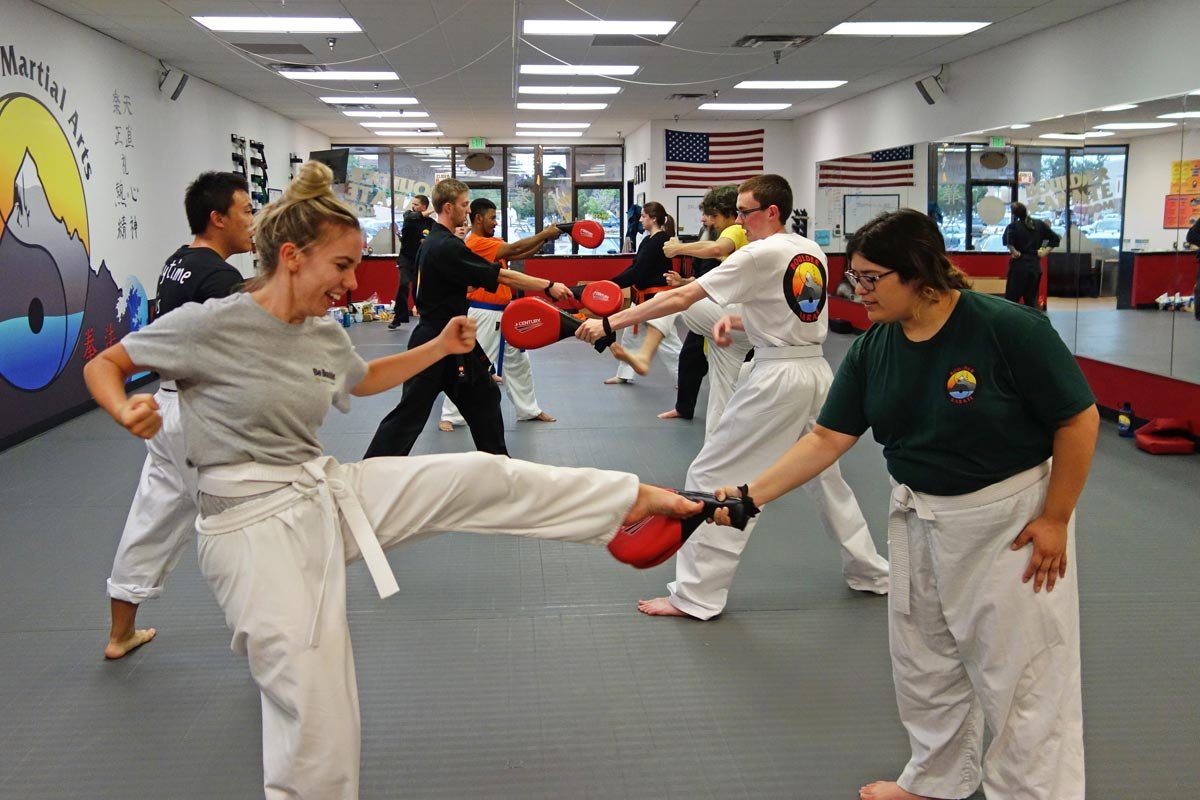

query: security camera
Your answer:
[713,89,720,98]
[327,37,337,51]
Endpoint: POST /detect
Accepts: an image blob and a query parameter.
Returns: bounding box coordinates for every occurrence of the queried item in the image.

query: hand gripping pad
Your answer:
[607,491,753,569]
[501,297,575,349]
[559,219,605,249]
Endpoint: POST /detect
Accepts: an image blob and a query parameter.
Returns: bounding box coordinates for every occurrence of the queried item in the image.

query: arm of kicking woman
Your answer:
[575,280,707,343]
[710,425,860,523]
[1010,404,1099,593]
[83,344,162,439]
[351,316,478,396]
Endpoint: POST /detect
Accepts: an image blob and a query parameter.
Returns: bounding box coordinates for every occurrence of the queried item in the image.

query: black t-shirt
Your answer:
[611,231,670,290]
[155,245,242,317]
[399,211,434,261]
[413,222,502,329]
[1003,218,1060,260]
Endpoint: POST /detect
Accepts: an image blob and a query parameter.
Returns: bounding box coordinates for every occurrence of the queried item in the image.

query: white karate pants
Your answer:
[888,462,1084,800]
[610,304,682,382]
[441,305,545,425]
[668,351,889,619]
[680,298,751,438]
[195,453,637,799]
[107,387,197,604]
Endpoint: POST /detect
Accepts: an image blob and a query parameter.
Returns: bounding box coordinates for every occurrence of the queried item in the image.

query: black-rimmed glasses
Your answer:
[844,268,896,291]
[735,206,765,218]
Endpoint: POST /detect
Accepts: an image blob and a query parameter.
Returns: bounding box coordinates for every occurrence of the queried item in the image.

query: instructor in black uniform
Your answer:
[388,193,433,328]
[364,179,572,457]
[1002,202,1060,308]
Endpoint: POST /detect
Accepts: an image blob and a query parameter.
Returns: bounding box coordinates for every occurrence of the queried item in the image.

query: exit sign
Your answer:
[989,136,1006,148]
[469,137,486,150]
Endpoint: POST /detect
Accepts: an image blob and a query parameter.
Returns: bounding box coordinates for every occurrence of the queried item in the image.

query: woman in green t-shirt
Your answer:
[712,209,1098,800]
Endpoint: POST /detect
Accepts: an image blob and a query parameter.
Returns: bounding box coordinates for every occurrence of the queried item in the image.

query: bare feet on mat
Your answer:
[859,781,935,800]
[657,409,683,419]
[105,627,157,659]
[610,344,651,376]
[636,597,692,617]
[438,420,454,432]
[623,485,704,525]
[526,411,556,422]
[603,376,631,385]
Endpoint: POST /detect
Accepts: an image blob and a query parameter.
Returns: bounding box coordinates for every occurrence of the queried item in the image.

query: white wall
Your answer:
[1124,128,1200,250]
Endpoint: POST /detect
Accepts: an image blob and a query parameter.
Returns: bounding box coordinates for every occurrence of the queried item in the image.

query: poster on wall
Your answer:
[1170,160,1200,195]
[1163,194,1200,229]
[676,196,702,234]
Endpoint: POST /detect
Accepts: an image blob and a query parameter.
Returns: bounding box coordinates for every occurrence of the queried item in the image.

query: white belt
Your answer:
[197,456,399,617]
[887,460,1052,616]
[753,344,822,360]
[159,380,178,392]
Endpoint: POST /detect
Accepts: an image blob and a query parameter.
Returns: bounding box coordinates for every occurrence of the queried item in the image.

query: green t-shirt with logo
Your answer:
[817,291,1095,496]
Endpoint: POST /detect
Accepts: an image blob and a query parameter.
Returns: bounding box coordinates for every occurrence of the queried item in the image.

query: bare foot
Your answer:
[105,627,157,659]
[525,411,556,422]
[624,484,703,525]
[438,420,454,432]
[637,597,693,617]
[859,781,935,800]
[657,409,684,419]
[610,344,651,376]
[603,376,631,385]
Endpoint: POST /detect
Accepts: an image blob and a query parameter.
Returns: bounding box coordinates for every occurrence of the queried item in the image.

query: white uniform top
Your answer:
[696,231,829,348]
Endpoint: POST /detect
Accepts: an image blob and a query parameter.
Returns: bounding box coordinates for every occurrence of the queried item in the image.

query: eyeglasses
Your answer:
[844,268,896,291]
[735,206,765,219]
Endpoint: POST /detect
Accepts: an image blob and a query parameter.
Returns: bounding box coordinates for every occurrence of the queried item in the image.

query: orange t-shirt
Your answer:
[465,235,513,305]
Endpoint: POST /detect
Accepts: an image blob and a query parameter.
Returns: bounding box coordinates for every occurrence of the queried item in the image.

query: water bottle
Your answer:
[1117,402,1134,437]
[341,305,352,328]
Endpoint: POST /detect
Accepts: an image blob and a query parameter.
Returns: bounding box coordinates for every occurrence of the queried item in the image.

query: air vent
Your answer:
[269,63,326,73]
[592,34,664,46]
[731,34,815,48]
[235,43,313,56]
[668,93,708,100]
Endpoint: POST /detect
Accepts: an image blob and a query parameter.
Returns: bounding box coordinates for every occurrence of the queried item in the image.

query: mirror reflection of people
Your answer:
[1003,202,1060,308]
[1186,216,1200,319]
[710,209,1097,800]
[388,194,432,329]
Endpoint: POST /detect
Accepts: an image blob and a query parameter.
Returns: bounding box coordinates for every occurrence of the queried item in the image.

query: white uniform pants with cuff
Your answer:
[667,351,889,619]
[195,453,638,799]
[680,298,751,438]
[442,305,544,424]
[107,386,198,604]
[888,461,1084,800]
[611,303,682,382]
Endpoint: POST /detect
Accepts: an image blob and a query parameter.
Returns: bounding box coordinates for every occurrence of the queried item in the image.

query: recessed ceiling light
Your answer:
[515,122,591,128]
[342,111,417,118]
[361,122,440,128]
[1038,132,1115,140]
[518,86,621,95]
[322,96,417,105]
[279,70,398,81]
[1093,122,1176,130]
[520,64,639,76]
[523,20,675,36]
[825,21,991,36]
[517,102,608,110]
[1158,111,1200,119]
[1009,123,1031,129]
[193,16,361,33]
[515,131,585,137]
[733,80,846,89]
[698,102,791,111]
[373,130,445,137]
[1101,103,1138,112]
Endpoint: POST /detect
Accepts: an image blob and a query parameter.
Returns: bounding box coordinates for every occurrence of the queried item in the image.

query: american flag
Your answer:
[664,129,764,189]
[817,146,915,188]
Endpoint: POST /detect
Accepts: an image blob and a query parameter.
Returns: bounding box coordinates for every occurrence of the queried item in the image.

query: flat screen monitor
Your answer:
[308,148,350,184]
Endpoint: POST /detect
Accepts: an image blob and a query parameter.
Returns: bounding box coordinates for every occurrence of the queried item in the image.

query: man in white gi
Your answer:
[439,197,561,431]
[577,174,889,618]
[103,172,254,658]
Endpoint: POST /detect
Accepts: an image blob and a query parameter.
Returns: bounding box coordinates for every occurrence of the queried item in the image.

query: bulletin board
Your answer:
[843,194,900,235]
[676,195,704,234]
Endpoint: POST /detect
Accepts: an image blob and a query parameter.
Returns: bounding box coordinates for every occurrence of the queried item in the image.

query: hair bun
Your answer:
[286,160,335,202]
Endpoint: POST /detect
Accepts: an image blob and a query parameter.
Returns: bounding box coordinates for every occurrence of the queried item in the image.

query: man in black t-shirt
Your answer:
[1002,202,1060,308]
[364,179,571,458]
[389,194,433,328]
[104,172,254,660]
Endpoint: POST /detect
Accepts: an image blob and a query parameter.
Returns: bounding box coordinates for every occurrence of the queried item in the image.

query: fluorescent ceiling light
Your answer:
[826,21,991,36]
[322,96,417,105]
[1093,122,1176,130]
[519,86,620,95]
[1009,123,1031,129]
[521,64,638,76]
[361,122,440,128]
[733,80,846,89]
[699,102,791,111]
[277,71,398,81]
[1101,103,1138,112]
[1158,111,1200,119]
[515,131,584,137]
[516,122,590,128]
[194,16,360,33]
[523,19,675,36]
[517,102,607,110]
[373,131,445,137]
[342,110,428,118]
[1038,132,1114,140]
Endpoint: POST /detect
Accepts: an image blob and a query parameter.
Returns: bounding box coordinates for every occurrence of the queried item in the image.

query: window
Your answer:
[340,147,393,253]
[542,148,573,254]
[506,147,537,247]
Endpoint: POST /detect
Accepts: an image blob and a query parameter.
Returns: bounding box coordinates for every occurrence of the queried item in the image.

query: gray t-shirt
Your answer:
[121,293,369,468]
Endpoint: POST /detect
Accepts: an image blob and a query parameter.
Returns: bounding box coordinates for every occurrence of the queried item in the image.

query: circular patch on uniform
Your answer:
[946,366,978,404]
[783,253,827,323]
